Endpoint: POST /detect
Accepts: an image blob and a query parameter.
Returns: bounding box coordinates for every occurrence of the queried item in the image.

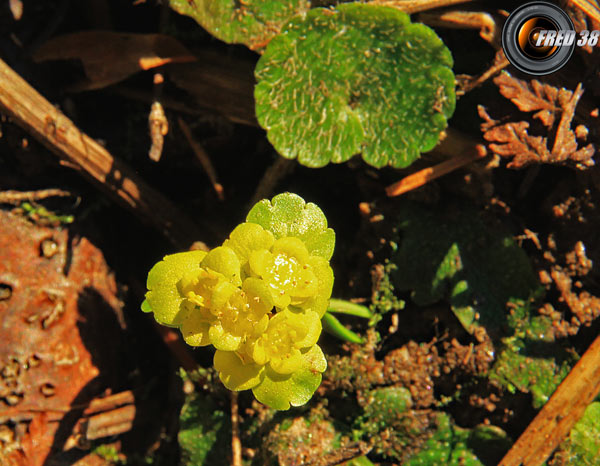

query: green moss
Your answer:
[489,300,575,409]
[553,402,600,465]
[371,261,405,323]
[352,386,421,460]
[178,391,230,466]
[93,444,122,463]
[404,414,486,466]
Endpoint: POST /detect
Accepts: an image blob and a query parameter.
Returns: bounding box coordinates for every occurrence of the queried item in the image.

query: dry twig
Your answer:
[498,333,600,466]
[418,10,499,45]
[148,73,168,162]
[570,0,600,24]
[83,405,136,441]
[0,58,202,247]
[368,0,473,14]
[386,130,487,197]
[0,188,71,204]
[457,50,510,96]
[249,156,295,207]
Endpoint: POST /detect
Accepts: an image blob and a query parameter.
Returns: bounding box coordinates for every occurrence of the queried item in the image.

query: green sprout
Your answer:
[142,193,334,410]
[322,298,374,344]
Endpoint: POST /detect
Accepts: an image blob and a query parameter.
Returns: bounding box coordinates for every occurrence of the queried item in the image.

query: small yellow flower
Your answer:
[222,223,333,316]
[250,309,321,374]
[203,278,273,351]
[249,237,318,309]
[180,272,273,350]
[142,193,335,410]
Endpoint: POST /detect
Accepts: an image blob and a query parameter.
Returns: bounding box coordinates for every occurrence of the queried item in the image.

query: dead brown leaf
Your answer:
[494,73,566,127]
[33,31,196,91]
[480,73,596,169]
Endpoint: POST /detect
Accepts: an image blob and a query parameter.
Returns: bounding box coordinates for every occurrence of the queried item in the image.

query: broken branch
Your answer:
[0,58,203,248]
[499,333,600,466]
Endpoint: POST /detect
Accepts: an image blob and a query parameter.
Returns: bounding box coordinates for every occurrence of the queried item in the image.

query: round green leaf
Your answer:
[168,0,311,50]
[247,192,335,260]
[252,344,326,410]
[255,3,456,168]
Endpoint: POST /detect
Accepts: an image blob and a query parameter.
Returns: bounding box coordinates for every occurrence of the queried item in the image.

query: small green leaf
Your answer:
[363,386,413,421]
[252,345,326,410]
[255,3,455,168]
[144,250,207,327]
[168,0,311,50]
[179,389,229,466]
[247,192,335,260]
[391,201,540,339]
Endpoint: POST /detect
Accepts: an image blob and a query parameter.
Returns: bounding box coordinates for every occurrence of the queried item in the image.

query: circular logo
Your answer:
[502,2,575,75]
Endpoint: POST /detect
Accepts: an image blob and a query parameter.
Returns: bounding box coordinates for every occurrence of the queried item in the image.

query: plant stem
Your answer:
[231,391,242,466]
[368,0,474,15]
[249,155,295,207]
[178,116,225,201]
[322,312,364,344]
[571,0,600,24]
[328,299,373,319]
[0,57,203,248]
[386,133,487,197]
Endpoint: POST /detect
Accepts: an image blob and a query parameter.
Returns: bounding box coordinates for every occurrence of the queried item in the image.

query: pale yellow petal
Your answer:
[214,350,264,391]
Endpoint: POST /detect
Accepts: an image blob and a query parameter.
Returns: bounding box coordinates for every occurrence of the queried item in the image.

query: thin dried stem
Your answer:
[418,10,499,45]
[457,50,510,97]
[386,131,487,197]
[368,0,474,14]
[231,391,242,466]
[249,156,295,207]
[0,189,71,204]
[178,117,225,201]
[148,73,168,163]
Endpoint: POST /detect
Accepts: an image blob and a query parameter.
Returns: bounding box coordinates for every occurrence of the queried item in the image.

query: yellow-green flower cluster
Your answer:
[143,215,334,410]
